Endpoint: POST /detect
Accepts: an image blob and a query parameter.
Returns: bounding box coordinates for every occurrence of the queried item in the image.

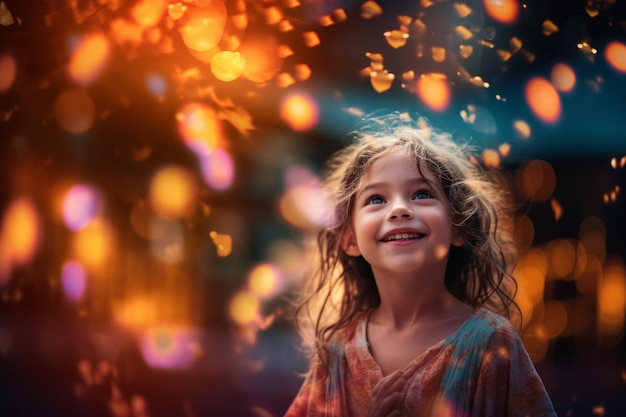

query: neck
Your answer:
[370,266,468,330]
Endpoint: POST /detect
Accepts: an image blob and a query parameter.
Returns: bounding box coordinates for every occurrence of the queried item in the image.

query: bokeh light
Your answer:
[239,33,284,83]
[54,89,97,134]
[551,63,576,93]
[248,263,282,299]
[61,260,87,302]
[149,165,197,219]
[199,148,235,190]
[210,51,246,82]
[416,73,450,113]
[72,218,113,269]
[178,1,227,51]
[140,326,197,369]
[62,185,100,231]
[68,33,111,85]
[516,159,556,203]
[176,102,224,153]
[525,77,561,124]
[0,54,16,92]
[145,73,168,99]
[131,0,167,27]
[229,290,260,326]
[280,93,319,131]
[483,0,519,24]
[605,40,626,73]
[1,197,40,267]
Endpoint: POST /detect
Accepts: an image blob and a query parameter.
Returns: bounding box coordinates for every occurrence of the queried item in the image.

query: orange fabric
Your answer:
[285,308,556,417]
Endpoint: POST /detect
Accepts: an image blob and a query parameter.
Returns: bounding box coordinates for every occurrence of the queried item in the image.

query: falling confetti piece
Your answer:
[361,1,383,19]
[384,30,409,48]
[209,231,232,257]
[303,31,320,47]
[542,20,559,36]
[550,198,563,221]
[370,70,395,93]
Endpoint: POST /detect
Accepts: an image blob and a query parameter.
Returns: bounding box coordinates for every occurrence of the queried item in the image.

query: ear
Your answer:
[340,227,362,257]
[451,229,464,247]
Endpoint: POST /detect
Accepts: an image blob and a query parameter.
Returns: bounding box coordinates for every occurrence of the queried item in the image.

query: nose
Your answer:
[388,198,414,220]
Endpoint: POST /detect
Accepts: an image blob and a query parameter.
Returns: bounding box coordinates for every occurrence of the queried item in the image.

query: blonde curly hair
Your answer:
[292,112,520,368]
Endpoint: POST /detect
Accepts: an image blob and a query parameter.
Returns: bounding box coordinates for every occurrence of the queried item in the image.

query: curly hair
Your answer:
[292,113,520,369]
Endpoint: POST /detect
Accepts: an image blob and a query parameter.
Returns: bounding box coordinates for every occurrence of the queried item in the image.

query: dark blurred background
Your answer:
[1,0,625,416]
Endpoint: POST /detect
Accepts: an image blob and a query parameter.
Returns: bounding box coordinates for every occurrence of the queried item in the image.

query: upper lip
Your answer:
[380,228,426,242]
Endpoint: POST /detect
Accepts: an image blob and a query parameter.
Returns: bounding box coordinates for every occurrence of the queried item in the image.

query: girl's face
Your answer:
[341,151,463,278]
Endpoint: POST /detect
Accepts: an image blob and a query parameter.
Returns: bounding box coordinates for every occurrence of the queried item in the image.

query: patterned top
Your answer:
[284,308,556,417]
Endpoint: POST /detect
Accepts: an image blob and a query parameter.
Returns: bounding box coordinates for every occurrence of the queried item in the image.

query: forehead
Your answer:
[360,150,438,185]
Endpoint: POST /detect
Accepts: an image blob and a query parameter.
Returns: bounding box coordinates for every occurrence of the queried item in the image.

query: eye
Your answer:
[365,195,385,205]
[413,190,433,200]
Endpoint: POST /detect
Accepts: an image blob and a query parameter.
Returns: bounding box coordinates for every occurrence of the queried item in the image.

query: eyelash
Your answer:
[364,190,433,205]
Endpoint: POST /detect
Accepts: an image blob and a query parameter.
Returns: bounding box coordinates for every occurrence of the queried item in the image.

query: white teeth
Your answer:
[382,233,423,242]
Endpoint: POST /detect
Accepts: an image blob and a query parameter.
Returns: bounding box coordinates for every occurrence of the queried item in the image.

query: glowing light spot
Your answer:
[551,63,576,93]
[167,2,187,20]
[543,300,568,338]
[370,71,395,93]
[0,54,16,92]
[550,197,563,221]
[68,33,110,85]
[598,261,626,331]
[240,34,284,83]
[547,238,576,278]
[2,197,40,266]
[209,231,232,257]
[605,41,626,73]
[303,31,321,48]
[248,263,281,298]
[483,0,519,24]
[54,89,96,134]
[140,327,196,369]
[178,1,227,51]
[146,73,168,99]
[200,148,235,190]
[210,51,246,82]
[482,149,501,168]
[384,30,409,49]
[131,0,166,27]
[63,185,100,231]
[361,1,383,19]
[280,94,318,131]
[150,218,184,263]
[229,291,260,325]
[114,297,158,329]
[513,119,531,139]
[176,102,224,153]
[517,264,546,305]
[73,218,112,268]
[416,73,450,113]
[516,159,556,203]
[149,165,197,219]
[61,261,87,301]
[525,77,561,124]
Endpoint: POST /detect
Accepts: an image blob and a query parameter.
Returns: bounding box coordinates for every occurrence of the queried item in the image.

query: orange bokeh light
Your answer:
[2,197,40,267]
[0,54,16,92]
[149,165,197,219]
[176,102,224,152]
[416,73,451,113]
[210,51,246,82]
[280,93,318,131]
[483,0,519,24]
[54,89,96,134]
[178,1,227,51]
[131,0,167,27]
[605,41,626,73]
[525,77,561,124]
[551,63,576,93]
[68,33,111,85]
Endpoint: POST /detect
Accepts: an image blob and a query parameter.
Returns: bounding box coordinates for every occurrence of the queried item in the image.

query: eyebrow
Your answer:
[357,177,432,196]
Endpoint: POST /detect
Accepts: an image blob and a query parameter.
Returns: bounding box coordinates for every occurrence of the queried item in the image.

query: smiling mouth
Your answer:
[381,233,425,242]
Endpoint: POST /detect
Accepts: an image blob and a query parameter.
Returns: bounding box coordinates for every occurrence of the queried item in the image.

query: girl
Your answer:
[284,113,556,417]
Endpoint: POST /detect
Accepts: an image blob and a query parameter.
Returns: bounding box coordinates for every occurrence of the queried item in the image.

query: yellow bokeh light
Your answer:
[605,41,626,73]
[248,263,280,298]
[240,34,284,83]
[370,70,395,93]
[68,33,111,85]
[229,291,260,325]
[149,165,197,219]
[525,77,561,124]
[73,217,113,269]
[280,93,318,131]
[384,30,409,49]
[2,197,40,267]
[210,51,246,82]
[483,0,519,24]
[209,231,232,257]
[551,63,576,93]
[513,119,531,139]
[176,102,224,152]
[416,73,450,113]
[178,1,227,51]
[54,89,96,134]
